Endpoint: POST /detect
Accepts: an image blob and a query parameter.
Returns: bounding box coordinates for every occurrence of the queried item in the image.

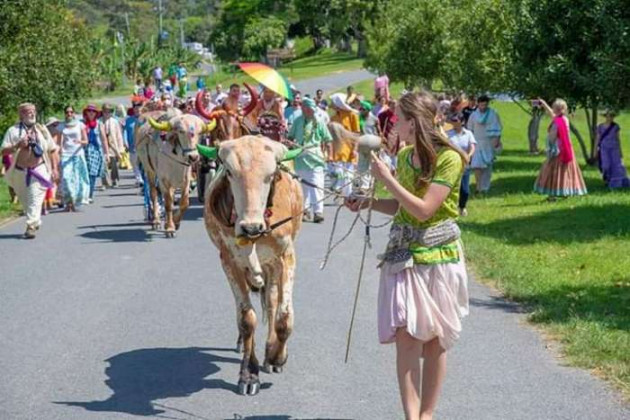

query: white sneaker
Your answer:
[459,208,468,217]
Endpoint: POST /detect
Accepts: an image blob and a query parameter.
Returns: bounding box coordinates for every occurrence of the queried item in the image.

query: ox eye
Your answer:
[226,169,232,177]
[265,175,273,183]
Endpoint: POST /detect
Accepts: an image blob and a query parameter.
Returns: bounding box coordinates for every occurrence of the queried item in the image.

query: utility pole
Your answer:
[158,0,164,47]
[117,32,126,86]
[179,18,185,47]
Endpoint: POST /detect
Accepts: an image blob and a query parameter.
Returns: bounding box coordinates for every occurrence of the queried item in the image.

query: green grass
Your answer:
[0,177,20,222]
[463,102,630,396]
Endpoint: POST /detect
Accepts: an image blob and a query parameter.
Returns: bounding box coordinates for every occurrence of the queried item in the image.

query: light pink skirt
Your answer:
[378,245,469,350]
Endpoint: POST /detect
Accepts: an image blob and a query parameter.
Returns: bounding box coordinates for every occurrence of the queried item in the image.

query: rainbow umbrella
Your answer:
[238,62,293,101]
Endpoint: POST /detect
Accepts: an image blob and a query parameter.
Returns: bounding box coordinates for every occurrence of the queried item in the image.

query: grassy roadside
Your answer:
[462,102,630,396]
[343,80,630,395]
[0,177,20,223]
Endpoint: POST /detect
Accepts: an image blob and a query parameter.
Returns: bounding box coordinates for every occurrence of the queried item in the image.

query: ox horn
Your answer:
[241,82,259,117]
[281,147,303,162]
[195,90,213,120]
[202,119,217,134]
[148,117,172,132]
[197,144,218,160]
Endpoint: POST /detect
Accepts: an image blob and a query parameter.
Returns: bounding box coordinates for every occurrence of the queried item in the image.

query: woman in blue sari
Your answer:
[597,110,630,189]
[58,106,90,211]
[82,104,109,202]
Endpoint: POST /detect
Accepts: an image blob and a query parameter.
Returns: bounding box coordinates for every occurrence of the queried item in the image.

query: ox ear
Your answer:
[281,147,303,162]
[197,144,218,160]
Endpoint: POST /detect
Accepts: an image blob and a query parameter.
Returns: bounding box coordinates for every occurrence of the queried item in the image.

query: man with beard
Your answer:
[1,103,59,239]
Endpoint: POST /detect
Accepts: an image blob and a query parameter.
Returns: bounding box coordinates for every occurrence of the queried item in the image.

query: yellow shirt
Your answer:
[331,110,360,163]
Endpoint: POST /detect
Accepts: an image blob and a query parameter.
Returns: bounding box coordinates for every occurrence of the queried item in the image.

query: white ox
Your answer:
[137,112,215,237]
[202,136,303,395]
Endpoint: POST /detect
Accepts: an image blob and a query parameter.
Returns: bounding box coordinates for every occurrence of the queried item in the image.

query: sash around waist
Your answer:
[378,220,461,270]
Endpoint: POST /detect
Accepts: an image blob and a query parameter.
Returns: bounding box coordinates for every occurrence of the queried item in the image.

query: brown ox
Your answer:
[203,136,303,395]
[143,114,215,237]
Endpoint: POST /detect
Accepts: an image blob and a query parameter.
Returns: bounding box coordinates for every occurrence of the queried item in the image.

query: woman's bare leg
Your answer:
[419,338,447,420]
[395,328,424,420]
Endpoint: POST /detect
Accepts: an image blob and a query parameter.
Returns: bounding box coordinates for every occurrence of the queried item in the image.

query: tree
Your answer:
[293,0,383,57]
[0,0,95,126]
[212,0,297,61]
[364,0,448,89]
[510,0,630,163]
[443,0,515,94]
[243,17,287,61]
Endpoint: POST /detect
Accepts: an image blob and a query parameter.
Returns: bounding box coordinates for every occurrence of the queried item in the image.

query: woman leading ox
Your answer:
[345,91,469,420]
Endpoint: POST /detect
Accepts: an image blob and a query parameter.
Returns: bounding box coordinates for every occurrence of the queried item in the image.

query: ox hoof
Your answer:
[261,362,282,374]
[165,231,176,238]
[237,377,260,396]
[175,222,181,231]
[151,223,160,231]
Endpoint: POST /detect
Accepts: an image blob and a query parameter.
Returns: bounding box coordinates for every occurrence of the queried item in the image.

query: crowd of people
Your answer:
[3,71,630,239]
[3,69,630,420]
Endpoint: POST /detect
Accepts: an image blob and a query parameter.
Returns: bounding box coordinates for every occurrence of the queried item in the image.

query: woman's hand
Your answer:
[370,151,393,183]
[344,196,367,212]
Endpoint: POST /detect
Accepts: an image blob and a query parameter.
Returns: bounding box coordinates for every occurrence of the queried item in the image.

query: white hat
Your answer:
[330,93,356,113]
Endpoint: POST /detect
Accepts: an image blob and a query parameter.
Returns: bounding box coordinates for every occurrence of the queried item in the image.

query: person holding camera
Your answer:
[1,103,59,239]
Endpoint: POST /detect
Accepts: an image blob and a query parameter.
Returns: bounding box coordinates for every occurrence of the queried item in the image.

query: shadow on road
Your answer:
[224,416,353,420]
[469,296,525,314]
[80,228,151,243]
[101,203,144,209]
[183,205,203,221]
[54,347,248,417]
[0,233,25,240]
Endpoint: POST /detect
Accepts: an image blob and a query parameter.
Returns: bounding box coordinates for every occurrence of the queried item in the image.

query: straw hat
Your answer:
[82,103,102,119]
[45,117,60,127]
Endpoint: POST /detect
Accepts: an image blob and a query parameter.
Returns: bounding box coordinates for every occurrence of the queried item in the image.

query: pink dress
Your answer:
[374,75,390,101]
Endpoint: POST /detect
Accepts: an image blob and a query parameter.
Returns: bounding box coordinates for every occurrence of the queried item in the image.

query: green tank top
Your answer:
[392,146,464,264]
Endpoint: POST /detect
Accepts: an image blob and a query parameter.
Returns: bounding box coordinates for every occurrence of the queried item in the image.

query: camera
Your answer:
[28,139,44,158]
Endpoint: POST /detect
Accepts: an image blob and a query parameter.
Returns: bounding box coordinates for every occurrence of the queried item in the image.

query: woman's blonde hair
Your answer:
[552,99,568,115]
[398,91,467,187]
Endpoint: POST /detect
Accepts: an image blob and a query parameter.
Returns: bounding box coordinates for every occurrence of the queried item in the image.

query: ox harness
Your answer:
[160,132,195,167]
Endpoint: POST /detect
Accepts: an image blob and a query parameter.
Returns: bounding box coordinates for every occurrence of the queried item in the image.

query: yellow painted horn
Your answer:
[148,117,172,132]
[202,119,217,133]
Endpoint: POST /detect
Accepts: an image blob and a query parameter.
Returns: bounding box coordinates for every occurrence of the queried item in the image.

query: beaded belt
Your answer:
[378,220,461,266]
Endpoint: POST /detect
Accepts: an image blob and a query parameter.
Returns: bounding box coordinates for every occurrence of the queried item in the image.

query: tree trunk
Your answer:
[357,37,367,58]
[312,35,326,51]
[590,104,598,162]
[337,35,352,53]
[527,108,543,153]
[569,122,590,166]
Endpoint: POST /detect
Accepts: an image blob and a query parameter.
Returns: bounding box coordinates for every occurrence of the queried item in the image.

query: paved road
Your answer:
[102,69,373,107]
[2,70,628,419]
